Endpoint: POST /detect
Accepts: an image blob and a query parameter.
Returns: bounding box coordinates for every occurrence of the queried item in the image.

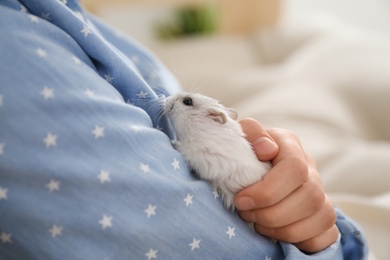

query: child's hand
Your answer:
[235,118,339,253]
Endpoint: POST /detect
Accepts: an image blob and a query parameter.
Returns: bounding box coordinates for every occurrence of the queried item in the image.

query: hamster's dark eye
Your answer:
[182,97,193,106]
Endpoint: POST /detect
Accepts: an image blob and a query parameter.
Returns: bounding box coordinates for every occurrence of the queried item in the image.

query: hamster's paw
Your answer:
[171,139,181,149]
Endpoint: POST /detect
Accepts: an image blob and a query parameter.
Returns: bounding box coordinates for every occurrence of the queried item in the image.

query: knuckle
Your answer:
[287,156,309,182]
[278,226,300,243]
[254,223,274,238]
[283,129,301,144]
[258,210,280,228]
[259,187,278,206]
[284,129,299,138]
[330,225,340,241]
[305,152,318,168]
[307,185,326,212]
[324,205,337,228]
[270,128,297,138]
[297,225,340,253]
[251,204,280,228]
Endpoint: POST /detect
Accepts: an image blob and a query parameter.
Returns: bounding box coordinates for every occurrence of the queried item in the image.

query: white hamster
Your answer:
[165,92,271,210]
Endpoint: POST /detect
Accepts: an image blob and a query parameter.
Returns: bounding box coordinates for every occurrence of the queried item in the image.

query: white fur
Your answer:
[165,92,271,210]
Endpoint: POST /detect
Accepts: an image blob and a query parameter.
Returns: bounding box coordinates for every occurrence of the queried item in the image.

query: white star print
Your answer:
[136,91,148,99]
[184,194,193,206]
[74,11,84,21]
[85,88,95,97]
[104,74,114,83]
[0,232,12,244]
[81,24,92,37]
[0,143,4,156]
[171,158,180,170]
[60,0,67,4]
[46,179,60,192]
[189,238,201,251]
[97,170,111,184]
[131,125,141,133]
[20,5,27,13]
[49,225,63,238]
[43,132,57,148]
[226,226,236,239]
[140,163,150,173]
[41,12,51,20]
[144,204,157,218]
[0,187,8,200]
[145,248,158,260]
[41,87,54,100]
[72,56,81,64]
[36,48,47,58]
[29,15,39,23]
[131,55,140,63]
[92,125,105,139]
[99,215,113,229]
[0,95,3,107]
[265,256,272,260]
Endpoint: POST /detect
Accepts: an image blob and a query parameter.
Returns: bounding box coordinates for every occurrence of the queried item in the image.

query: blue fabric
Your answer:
[0,0,367,259]
[335,208,368,259]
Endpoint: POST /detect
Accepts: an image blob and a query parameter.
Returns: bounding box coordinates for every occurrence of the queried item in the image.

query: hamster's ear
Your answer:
[226,108,238,120]
[207,108,227,124]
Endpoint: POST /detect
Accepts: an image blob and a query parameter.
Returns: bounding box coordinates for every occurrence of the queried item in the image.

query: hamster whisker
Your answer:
[148,96,169,125]
[152,108,166,124]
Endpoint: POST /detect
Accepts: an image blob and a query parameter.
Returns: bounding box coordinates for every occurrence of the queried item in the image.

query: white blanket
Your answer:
[152,16,390,259]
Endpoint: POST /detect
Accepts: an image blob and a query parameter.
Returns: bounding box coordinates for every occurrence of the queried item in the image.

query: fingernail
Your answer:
[235,196,255,210]
[253,137,278,155]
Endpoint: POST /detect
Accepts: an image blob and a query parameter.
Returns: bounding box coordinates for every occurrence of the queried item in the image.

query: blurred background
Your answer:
[82,0,390,40]
[81,1,390,259]
[80,0,390,105]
